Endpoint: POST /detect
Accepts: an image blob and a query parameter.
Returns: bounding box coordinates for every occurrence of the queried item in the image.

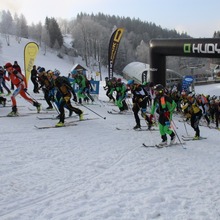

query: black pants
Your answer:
[58,95,83,123]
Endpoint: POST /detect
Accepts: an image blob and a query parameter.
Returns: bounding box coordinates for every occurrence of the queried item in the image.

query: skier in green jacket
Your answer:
[150,84,177,147]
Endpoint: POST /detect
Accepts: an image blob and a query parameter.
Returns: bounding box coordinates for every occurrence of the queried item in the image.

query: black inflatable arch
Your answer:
[149,38,220,86]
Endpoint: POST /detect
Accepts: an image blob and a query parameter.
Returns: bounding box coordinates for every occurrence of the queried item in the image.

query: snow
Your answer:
[1,35,220,220]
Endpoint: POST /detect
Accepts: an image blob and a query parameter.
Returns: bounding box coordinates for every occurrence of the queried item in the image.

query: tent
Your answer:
[122,62,150,83]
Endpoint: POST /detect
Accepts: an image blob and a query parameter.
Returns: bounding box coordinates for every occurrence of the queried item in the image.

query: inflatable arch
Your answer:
[149,38,220,86]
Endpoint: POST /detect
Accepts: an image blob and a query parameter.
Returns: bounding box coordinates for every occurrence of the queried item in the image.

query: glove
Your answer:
[23,88,27,92]
[165,121,170,127]
[164,111,170,119]
[50,96,55,102]
[149,114,154,121]
[138,98,143,103]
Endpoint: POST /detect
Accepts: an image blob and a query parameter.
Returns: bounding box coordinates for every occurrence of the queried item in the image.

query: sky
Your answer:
[1,0,220,38]
[1,34,220,220]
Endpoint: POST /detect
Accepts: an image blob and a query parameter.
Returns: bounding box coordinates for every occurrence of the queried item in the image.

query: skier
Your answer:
[31,65,39,93]
[4,62,41,116]
[52,70,84,127]
[0,66,11,95]
[11,61,22,90]
[111,78,128,112]
[103,77,116,102]
[37,67,54,110]
[181,92,203,139]
[127,79,152,130]
[72,72,94,103]
[149,84,177,146]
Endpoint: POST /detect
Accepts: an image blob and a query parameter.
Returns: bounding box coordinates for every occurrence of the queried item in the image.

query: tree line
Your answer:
[0,10,218,75]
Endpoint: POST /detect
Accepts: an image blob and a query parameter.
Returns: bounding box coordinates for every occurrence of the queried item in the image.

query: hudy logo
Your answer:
[184,43,220,54]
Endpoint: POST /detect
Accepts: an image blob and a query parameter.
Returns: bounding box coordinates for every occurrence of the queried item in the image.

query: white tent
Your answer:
[122,61,150,83]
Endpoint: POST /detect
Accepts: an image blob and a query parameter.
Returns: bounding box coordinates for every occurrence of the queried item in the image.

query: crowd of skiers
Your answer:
[1,62,220,145]
[0,63,97,126]
[103,77,220,146]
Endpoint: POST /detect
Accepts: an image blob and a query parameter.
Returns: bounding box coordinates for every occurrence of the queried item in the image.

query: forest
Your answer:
[1,10,220,76]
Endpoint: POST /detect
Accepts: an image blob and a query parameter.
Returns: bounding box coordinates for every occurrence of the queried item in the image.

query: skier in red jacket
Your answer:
[4,62,41,116]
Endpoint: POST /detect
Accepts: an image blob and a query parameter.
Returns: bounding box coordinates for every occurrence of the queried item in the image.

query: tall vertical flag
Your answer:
[24,42,39,86]
[108,28,124,79]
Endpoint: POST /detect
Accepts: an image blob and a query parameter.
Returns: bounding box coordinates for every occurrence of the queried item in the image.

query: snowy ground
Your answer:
[1,81,220,220]
[1,35,220,220]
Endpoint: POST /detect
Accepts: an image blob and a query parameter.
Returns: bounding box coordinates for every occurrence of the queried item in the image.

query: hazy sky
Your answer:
[1,0,220,38]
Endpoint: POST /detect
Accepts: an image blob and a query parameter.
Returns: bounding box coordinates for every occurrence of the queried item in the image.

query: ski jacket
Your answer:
[4,69,27,88]
[151,95,176,124]
[130,84,148,104]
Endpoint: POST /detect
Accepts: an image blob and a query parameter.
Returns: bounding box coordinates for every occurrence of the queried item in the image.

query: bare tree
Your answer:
[0,10,13,46]
[71,16,109,67]
[135,40,150,63]
[41,27,50,55]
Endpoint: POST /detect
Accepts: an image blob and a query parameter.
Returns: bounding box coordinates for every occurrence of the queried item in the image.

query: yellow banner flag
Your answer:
[24,42,39,86]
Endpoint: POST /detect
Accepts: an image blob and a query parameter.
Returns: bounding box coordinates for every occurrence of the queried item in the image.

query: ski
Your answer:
[182,135,207,141]
[37,113,89,120]
[75,102,102,107]
[108,110,132,115]
[116,127,159,131]
[0,114,30,118]
[35,117,99,129]
[28,107,55,113]
[142,142,186,148]
[72,117,99,122]
[35,122,77,129]
[99,100,115,106]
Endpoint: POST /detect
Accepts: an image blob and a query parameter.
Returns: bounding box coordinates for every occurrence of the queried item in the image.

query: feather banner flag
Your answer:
[24,42,39,86]
[108,28,124,79]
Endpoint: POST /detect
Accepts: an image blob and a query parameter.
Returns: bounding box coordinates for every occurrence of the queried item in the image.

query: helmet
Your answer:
[47,70,54,77]
[154,84,164,93]
[127,79,134,85]
[38,67,45,73]
[117,78,122,82]
[4,62,13,69]
[54,69,61,76]
[187,92,195,99]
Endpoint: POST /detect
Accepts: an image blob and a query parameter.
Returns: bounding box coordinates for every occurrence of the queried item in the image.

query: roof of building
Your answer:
[122,62,150,82]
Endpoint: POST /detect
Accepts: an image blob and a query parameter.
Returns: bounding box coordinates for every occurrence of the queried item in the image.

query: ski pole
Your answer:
[80,103,106,120]
[172,126,186,149]
[24,90,38,103]
[183,120,189,136]
[171,119,178,129]
[51,101,60,114]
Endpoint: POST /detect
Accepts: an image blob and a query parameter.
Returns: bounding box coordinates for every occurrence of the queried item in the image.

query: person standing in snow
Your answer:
[0,66,11,95]
[31,65,39,93]
[37,67,54,110]
[111,78,128,112]
[4,62,41,116]
[52,70,84,127]
[72,72,94,103]
[181,92,203,139]
[127,79,152,130]
[149,84,176,146]
[11,61,22,90]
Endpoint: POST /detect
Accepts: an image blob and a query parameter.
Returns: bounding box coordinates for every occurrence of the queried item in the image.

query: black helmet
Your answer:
[154,84,164,95]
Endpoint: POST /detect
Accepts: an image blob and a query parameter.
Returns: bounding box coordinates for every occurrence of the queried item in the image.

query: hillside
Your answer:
[0,34,105,79]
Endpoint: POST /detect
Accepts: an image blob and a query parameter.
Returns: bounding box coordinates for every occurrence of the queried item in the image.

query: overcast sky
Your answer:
[1,0,220,38]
